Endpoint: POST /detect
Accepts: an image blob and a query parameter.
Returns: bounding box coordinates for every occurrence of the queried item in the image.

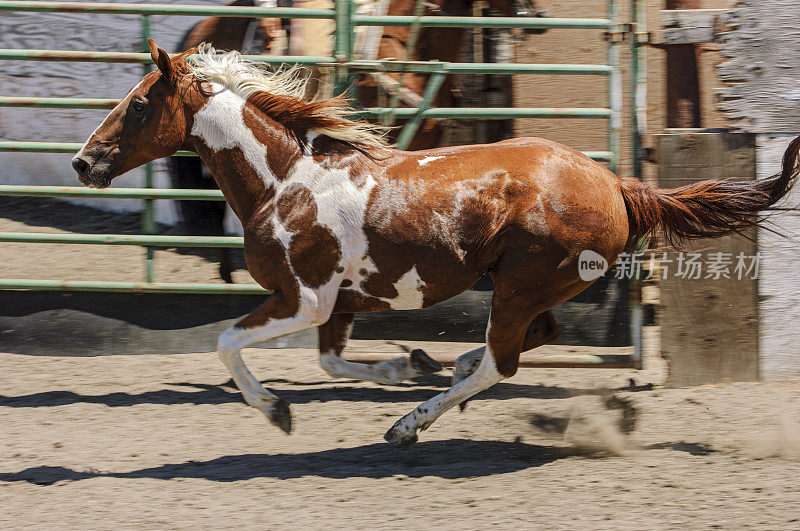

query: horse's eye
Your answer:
[131,98,146,113]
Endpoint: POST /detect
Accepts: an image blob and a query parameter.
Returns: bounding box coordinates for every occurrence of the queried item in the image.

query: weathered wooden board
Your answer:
[717,0,800,133]
[755,133,800,381]
[657,132,759,387]
[659,9,730,45]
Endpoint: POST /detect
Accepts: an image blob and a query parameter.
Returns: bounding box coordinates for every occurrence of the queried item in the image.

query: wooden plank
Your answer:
[657,132,759,387]
[345,350,637,369]
[659,9,730,45]
[717,0,800,133]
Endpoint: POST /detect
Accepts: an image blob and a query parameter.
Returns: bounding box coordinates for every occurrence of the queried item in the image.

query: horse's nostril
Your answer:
[72,157,89,177]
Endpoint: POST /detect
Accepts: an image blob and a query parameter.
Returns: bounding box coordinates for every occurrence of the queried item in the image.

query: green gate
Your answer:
[0,0,645,364]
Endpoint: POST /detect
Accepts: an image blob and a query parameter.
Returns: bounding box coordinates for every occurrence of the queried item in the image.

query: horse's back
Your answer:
[372,136,630,278]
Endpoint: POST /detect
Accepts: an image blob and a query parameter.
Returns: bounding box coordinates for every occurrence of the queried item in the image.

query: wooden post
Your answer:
[715,0,800,380]
[666,0,702,128]
[657,132,759,386]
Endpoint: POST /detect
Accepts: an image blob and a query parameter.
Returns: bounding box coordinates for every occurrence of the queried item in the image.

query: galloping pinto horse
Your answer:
[73,43,798,446]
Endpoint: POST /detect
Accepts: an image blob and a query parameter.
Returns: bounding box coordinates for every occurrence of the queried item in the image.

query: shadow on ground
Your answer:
[0,438,717,486]
[0,375,637,408]
[0,439,582,484]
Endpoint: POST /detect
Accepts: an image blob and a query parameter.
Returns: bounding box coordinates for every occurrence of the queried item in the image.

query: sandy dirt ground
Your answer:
[3,197,800,529]
[2,331,800,530]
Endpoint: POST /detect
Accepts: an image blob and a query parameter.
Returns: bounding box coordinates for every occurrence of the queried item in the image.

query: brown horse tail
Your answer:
[619,135,800,251]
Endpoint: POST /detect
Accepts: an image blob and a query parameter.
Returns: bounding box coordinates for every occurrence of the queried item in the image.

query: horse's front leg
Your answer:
[218,287,332,433]
[317,313,443,385]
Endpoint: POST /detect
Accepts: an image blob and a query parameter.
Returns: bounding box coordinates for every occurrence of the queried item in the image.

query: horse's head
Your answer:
[73,40,197,188]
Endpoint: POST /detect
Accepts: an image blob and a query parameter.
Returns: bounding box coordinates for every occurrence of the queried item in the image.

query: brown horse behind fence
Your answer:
[72,43,798,447]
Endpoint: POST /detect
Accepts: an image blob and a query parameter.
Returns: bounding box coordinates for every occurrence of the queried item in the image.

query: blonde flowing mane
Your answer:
[187,44,388,148]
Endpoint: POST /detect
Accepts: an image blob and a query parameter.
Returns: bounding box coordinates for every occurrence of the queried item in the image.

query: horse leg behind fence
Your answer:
[166,156,234,283]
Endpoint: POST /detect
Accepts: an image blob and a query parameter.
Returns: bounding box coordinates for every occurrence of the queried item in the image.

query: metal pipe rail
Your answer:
[0,143,613,162]
[0,2,335,18]
[0,49,334,65]
[0,2,611,29]
[352,15,610,29]
[0,52,613,75]
[0,232,244,248]
[0,279,269,294]
[0,99,611,118]
[0,141,195,156]
[0,185,225,200]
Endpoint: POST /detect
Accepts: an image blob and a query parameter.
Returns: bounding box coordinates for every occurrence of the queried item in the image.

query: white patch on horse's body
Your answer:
[418,155,443,166]
[284,151,429,310]
[191,83,277,185]
[190,53,431,314]
[385,266,425,310]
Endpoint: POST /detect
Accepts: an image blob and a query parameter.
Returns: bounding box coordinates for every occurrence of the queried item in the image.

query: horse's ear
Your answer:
[148,38,174,82]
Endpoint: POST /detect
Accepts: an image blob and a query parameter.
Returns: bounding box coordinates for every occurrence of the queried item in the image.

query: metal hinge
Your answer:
[603,22,633,43]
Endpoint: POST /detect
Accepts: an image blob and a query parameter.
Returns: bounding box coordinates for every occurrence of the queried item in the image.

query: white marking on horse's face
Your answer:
[77,79,145,159]
[418,155,444,166]
[190,83,277,185]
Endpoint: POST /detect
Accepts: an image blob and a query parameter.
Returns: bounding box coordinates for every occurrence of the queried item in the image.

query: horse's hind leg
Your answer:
[453,310,561,385]
[384,288,536,447]
[318,313,443,384]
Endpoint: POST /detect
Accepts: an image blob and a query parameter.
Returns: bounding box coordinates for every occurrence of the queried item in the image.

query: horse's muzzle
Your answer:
[72,155,111,188]
[72,156,90,181]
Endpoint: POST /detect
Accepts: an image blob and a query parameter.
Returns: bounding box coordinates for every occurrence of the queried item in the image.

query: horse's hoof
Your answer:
[267,398,292,434]
[384,425,418,448]
[409,349,443,375]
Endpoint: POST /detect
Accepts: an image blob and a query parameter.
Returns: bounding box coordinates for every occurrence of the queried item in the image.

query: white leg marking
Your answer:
[452,346,485,385]
[217,295,332,430]
[386,347,504,444]
[218,328,280,409]
[318,351,419,385]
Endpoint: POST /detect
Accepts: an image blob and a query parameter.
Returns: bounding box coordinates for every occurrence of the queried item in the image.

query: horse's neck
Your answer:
[187,87,299,222]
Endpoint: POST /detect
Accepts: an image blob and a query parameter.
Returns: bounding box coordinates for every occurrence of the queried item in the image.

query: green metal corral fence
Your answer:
[0,1,643,364]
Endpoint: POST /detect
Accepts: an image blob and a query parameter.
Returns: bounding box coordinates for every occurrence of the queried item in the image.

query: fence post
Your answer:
[607,0,621,175]
[141,15,157,282]
[333,0,353,95]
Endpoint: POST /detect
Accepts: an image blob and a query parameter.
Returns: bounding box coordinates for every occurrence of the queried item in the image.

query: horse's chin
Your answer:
[78,172,112,189]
